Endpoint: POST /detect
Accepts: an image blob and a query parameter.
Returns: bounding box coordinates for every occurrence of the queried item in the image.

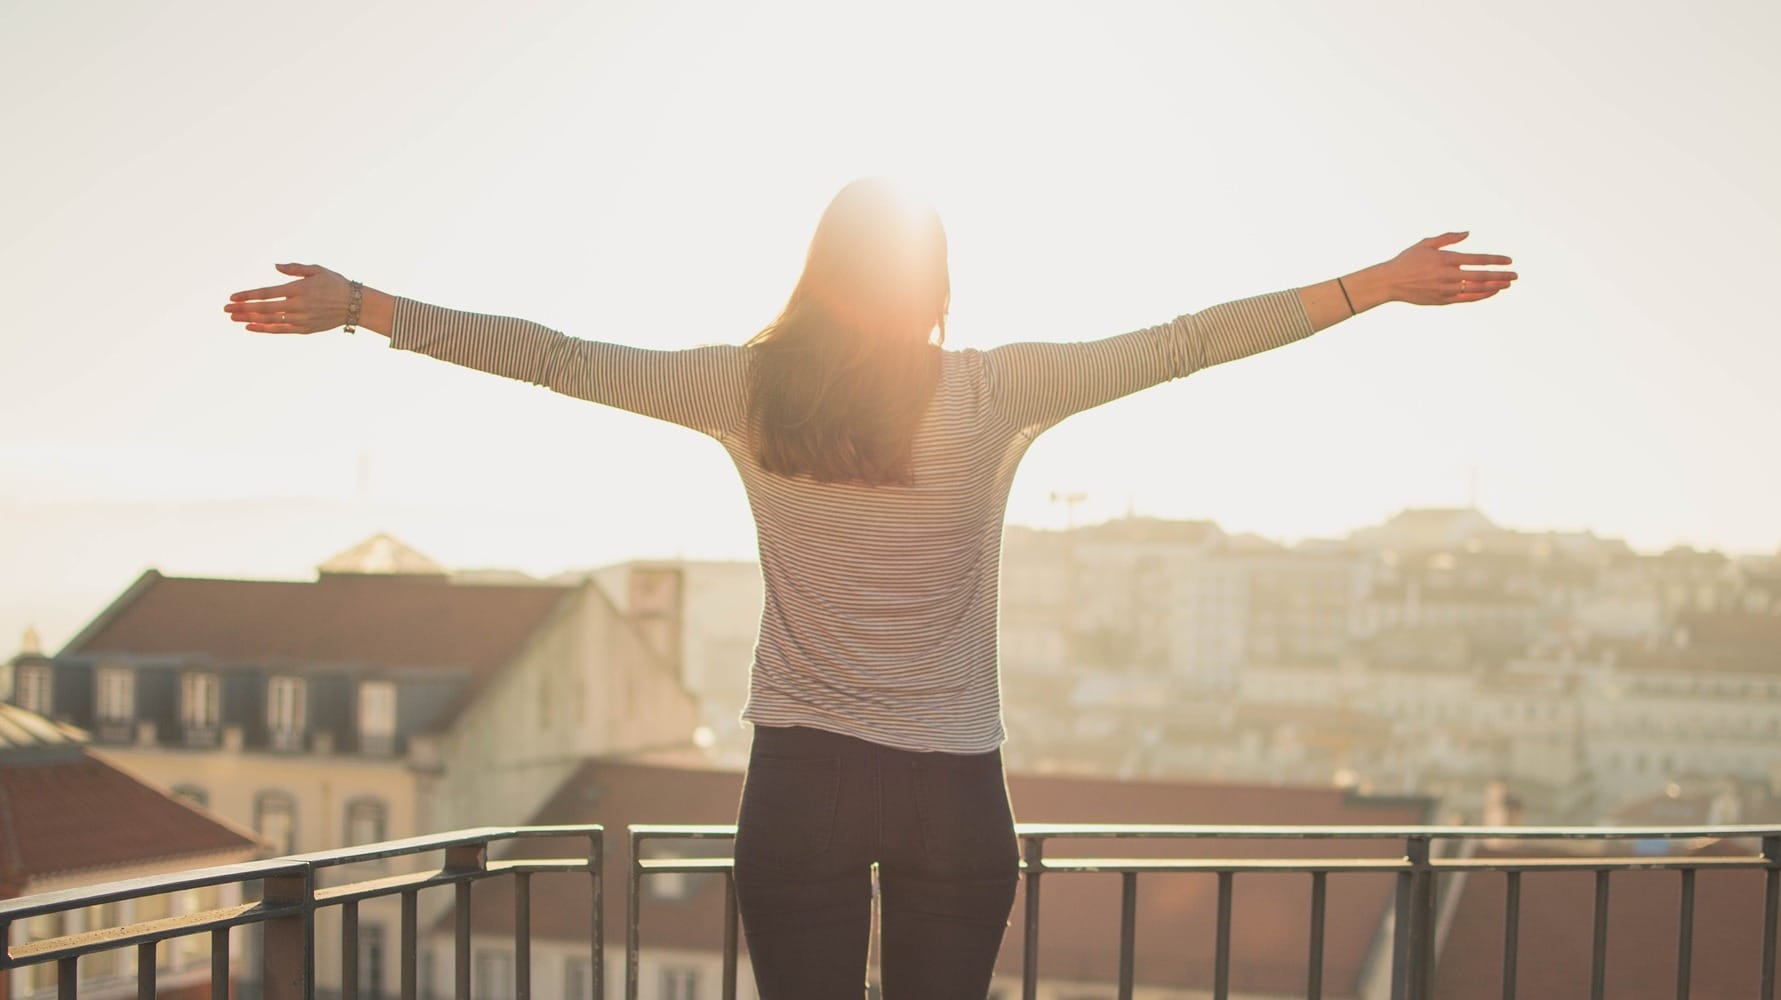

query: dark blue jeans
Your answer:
[733,725,1020,999]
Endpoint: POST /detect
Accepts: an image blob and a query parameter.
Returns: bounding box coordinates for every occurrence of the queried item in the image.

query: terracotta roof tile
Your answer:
[0,748,259,891]
[66,571,574,679]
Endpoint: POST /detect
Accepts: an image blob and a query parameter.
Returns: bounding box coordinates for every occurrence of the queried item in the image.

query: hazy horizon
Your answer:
[5,489,1770,660]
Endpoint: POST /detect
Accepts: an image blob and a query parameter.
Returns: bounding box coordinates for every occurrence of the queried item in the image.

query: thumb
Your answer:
[1423,231,1470,248]
[275,262,322,276]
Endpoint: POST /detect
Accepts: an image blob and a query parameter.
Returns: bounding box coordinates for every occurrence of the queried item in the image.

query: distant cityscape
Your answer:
[4,504,1779,999]
[580,505,1781,828]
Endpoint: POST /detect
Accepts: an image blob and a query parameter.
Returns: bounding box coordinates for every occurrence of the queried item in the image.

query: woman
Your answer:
[224,178,1515,998]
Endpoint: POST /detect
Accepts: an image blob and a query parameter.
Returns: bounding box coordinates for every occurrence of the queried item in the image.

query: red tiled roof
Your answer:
[449,758,1429,995]
[0,750,260,892]
[64,570,574,677]
[1434,841,1775,999]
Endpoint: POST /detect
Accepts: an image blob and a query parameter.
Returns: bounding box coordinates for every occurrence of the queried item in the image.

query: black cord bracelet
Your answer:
[1336,276,1357,316]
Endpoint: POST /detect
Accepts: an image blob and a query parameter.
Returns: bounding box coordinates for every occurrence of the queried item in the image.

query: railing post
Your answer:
[1409,836,1434,1000]
[1021,835,1044,1000]
[1392,867,1410,1000]
[342,900,360,1000]
[1117,871,1137,1000]
[262,869,315,1000]
[1308,870,1327,1000]
[1502,870,1521,1000]
[1391,835,1435,1000]
[515,871,532,1000]
[212,926,231,999]
[400,890,418,1000]
[58,955,76,1000]
[588,829,604,1000]
[1762,834,1779,1000]
[627,830,642,1000]
[445,841,487,1000]
[722,872,739,1000]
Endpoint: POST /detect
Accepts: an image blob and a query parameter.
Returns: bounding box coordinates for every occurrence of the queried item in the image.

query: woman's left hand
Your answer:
[224,263,352,334]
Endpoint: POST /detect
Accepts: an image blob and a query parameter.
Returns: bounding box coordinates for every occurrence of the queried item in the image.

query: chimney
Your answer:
[1482,778,1514,827]
[626,565,686,678]
[1481,779,1520,851]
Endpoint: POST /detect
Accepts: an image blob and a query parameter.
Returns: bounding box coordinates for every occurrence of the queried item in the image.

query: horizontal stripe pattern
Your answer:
[389,289,1316,753]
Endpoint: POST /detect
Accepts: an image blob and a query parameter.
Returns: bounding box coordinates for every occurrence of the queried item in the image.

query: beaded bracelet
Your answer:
[344,280,364,334]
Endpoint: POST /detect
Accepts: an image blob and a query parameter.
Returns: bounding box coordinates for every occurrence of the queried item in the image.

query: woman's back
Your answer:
[382,287,1318,751]
[734,346,1024,751]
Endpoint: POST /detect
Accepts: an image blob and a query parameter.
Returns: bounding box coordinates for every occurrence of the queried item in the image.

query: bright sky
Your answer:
[2,1,1777,648]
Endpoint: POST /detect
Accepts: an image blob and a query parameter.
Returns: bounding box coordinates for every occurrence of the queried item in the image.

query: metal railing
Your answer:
[0,825,603,1000]
[630,823,1781,1000]
[6,822,1777,1000]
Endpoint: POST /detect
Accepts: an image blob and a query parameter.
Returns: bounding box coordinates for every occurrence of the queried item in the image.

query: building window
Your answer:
[254,791,297,855]
[268,676,307,751]
[661,964,700,1000]
[25,912,66,991]
[182,672,220,731]
[359,680,396,755]
[172,784,209,809]
[473,948,514,1000]
[174,885,220,968]
[360,923,387,1000]
[345,798,388,847]
[96,667,134,723]
[565,957,595,1000]
[78,902,123,981]
[16,664,52,715]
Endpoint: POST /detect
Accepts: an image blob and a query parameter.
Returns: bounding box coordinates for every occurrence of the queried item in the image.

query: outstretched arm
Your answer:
[980,232,1516,438]
[224,264,749,442]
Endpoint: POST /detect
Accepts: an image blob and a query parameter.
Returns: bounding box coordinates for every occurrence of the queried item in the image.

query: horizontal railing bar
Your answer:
[3,827,605,927]
[634,822,1781,843]
[1434,857,1767,872]
[308,859,592,908]
[6,901,306,967]
[292,825,603,868]
[487,858,595,875]
[631,853,1773,876]
[632,825,739,840]
[313,867,463,904]
[0,860,308,921]
[1037,859,1416,874]
[637,859,740,873]
[1011,823,1781,841]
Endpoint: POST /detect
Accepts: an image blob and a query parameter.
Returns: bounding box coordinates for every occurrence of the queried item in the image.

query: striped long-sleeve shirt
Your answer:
[388,289,1317,753]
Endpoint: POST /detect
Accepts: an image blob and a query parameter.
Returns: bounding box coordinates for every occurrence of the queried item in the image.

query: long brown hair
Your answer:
[745,178,950,485]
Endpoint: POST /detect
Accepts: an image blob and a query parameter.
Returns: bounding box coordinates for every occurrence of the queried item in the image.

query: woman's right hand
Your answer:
[1385,232,1517,306]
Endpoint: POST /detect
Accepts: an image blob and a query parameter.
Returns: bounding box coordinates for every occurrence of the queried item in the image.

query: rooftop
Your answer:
[0,706,260,892]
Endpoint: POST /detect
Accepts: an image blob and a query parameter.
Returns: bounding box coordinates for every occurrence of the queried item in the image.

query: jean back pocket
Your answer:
[735,754,842,867]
